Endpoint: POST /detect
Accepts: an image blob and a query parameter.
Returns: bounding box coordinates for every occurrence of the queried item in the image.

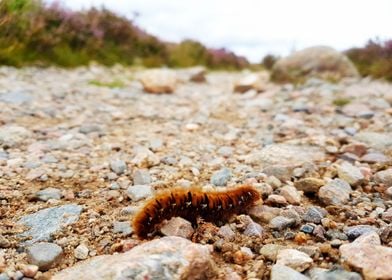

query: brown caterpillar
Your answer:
[132,185,261,239]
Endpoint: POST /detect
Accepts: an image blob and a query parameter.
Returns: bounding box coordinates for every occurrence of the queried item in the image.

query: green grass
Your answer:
[88,79,126,88]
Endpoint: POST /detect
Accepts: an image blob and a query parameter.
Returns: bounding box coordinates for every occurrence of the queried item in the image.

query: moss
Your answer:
[88,79,125,88]
[333,98,351,107]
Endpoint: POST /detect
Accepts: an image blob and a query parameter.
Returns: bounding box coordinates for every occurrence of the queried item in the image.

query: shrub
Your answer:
[346,39,392,81]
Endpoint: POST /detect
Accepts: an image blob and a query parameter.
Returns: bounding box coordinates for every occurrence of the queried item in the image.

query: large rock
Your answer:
[18,204,83,244]
[271,46,359,83]
[52,236,216,280]
[139,69,177,94]
[340,242,392,279]
[0,125,32,148]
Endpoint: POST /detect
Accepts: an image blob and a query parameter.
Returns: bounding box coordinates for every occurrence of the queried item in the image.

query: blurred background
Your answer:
[0,0,391,80]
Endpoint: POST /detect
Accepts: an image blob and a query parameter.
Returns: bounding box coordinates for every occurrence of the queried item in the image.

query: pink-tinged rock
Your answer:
[340,242,392,279]
[249,205,281,223]
[342,143,367,157]
[53,236,215,280]
[280,185,302,205]
[266,194,288,206]
[160,217,194,239]
[276,249,313,272]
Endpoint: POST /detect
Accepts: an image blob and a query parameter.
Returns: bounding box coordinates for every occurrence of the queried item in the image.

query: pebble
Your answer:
[218,225,235,240]
[266,194,288,206]
[112,221,133,236]
[132,169,151,185]
[270,216,296,230]
[294,178,325,193]
[271,264,310,280]
[303,207,326,224]
[126,185,153,201]
[382,208,392,222]
[300,224,315,234]
[318,179,352,205]
[374,168,392,186]
[21,265,39,278]
[336,161,364,186]
[74,244,89,260]
[262,165,292,182]
[307,267,362,280]
[361,152,389,163]
[160,217,194,239]
[259,244,285,261]
[27,242,63,271]
[249,205,281,223]
[35,187,62,201]
[131,146,160,168]
[109,160,127,175]
[210,168,232,186]
[280,185,301,205]
[18,204,83,244]
[276,249,313,272]
[243,221,264,237]
[344,225,378,240]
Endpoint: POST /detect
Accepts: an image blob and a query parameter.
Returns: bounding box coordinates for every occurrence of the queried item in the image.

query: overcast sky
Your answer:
[46,0,392,62]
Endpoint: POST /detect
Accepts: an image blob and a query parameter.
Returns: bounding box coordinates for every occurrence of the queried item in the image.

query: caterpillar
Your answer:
[132,185,261,239]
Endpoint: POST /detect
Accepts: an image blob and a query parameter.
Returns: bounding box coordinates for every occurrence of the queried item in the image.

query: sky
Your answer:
[46,0,392,62]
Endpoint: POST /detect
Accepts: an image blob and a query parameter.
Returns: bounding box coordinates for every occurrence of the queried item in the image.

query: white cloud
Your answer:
[46,0,392,62]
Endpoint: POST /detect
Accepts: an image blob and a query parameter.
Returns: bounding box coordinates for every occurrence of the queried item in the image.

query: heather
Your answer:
[0,0,248,69]
[346,39,392,81]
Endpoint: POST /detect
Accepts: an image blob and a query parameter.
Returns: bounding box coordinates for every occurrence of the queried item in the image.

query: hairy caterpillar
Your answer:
[132,185,261,239]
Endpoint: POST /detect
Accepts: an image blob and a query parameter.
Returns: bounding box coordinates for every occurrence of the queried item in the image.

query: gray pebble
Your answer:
[210,168,232,186]
[0,273,10,280]
[303,207,326,224]
[133,169,151,185]
[269,216,295,230]
[36,187,62,201]
[110,160,127,175]
[344,225,378,240]
[127,185,153,201]
[27,242,63,270]
[113,221,133,236]
[300,224,315,234]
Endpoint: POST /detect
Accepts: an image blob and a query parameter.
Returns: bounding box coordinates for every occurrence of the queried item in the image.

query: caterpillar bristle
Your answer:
[132,185,261,239]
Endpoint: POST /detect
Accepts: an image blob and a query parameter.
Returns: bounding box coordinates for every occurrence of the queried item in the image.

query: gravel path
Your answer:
[0,66,391,279]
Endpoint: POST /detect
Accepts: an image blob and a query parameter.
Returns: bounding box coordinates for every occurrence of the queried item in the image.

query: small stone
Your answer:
[354,231,381,245]
[318,179,352,206]
[243,221,264,237]
[41,154,58,164]
[218,225,235,240]
[79,124,101,134]
[361,152,389,163]
[294,178,325,193]
[110,160,127,175]
[382,208,392,222]
[259,244,285,261]
[249,205,281,223]
[336,162,364,186]
[303,207,326,224]
[270,216,295,230]
[280,185,301,205]
[139,69,177,93]
[25,169,46,181]
[160,217,194,239]
[233,247,254,264]
[271,264,310,280]
[22,264,39,278]
[262,165,293,182]
[307,267,362,280]
[113,221,133,236]
[266,194,288,206]
[0,273,9,280]
[374,168,392,186]
[344,225,378,240]
[36,187,62,201]
[27,242,63,270]
[326,230,348,241]
[210,168,232,186]
[386,187,392,198]
[74,244,89,260]
[300,224,315,234]
[126,185,153,201]
[276,249,313,272]
[131,147,160,168]
[132,169,151,185]
[342,143,367,157]
[0,236,11,248]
